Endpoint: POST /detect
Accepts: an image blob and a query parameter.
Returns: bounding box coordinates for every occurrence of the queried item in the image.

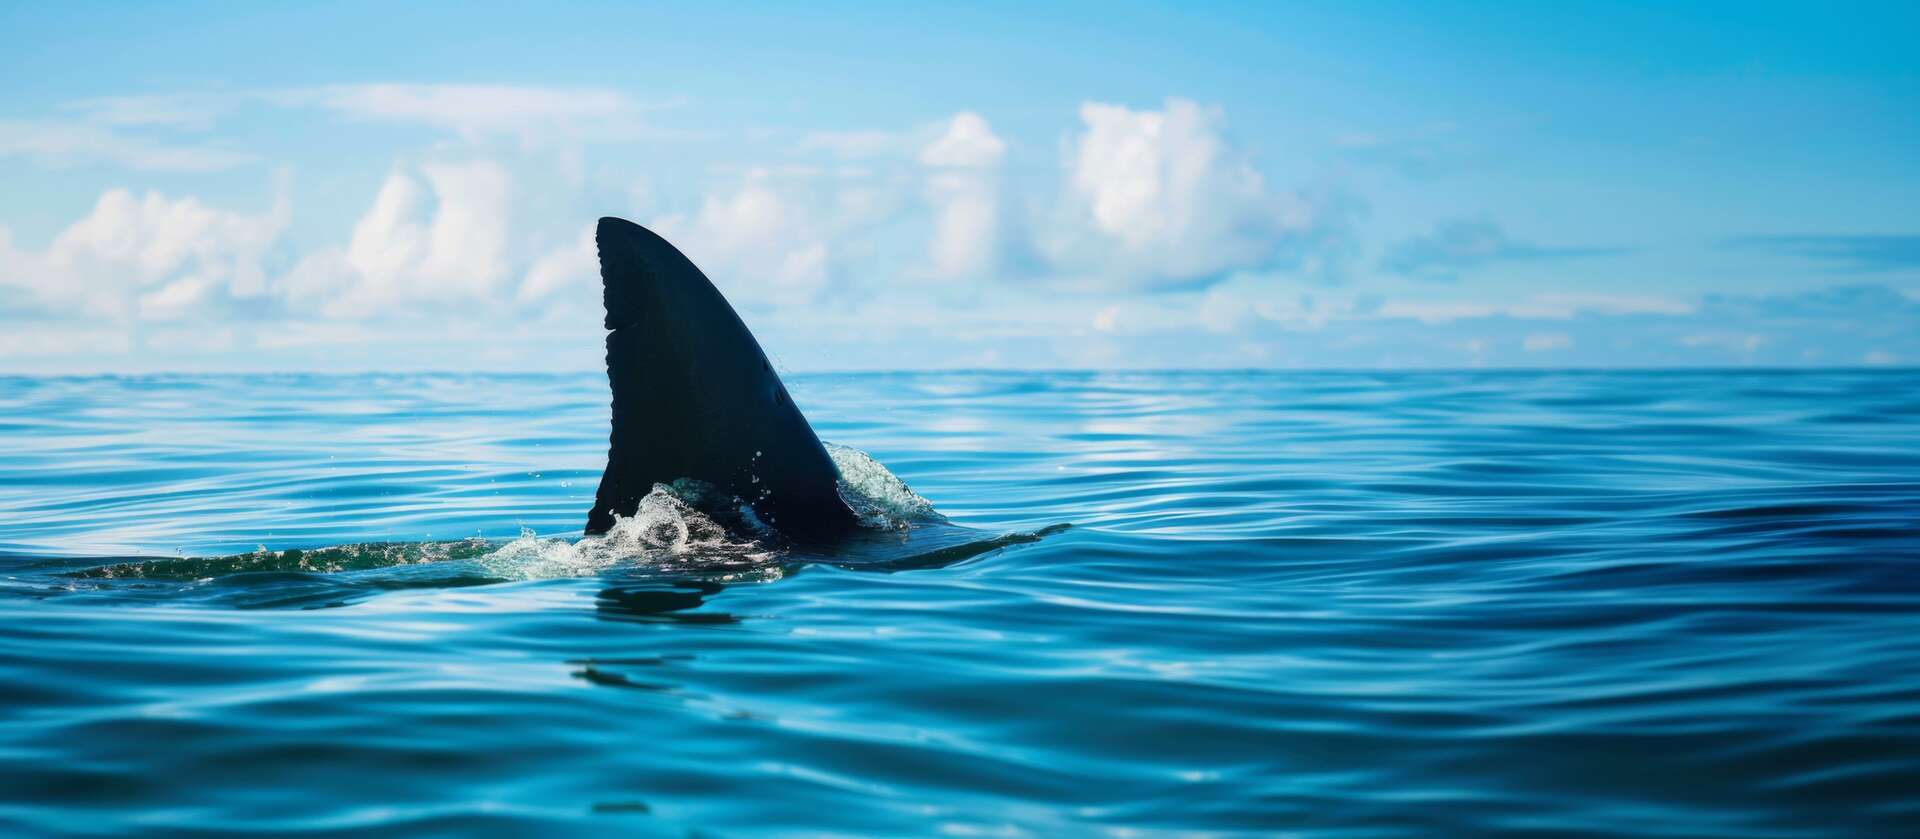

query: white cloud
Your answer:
[144,327,237,353]
[251,322,387,350]
[0,118,258,172]
[1092,304,1120,332]
[1378,293,1695,324]
[280,160,513,316]
[0,185,288,322]
[60,92,235,130]
[649,177,832,306]
[0,325,133,358]
[1523,332,1572,352]
[518,224,600,304]
[925,171,1000,278]
[1530,293,1695,316]
[1680,333,1766,352]
[12,84,678,176]
[1196,279,1328,333]
[919,112,1005,169]
[802,130,907,158]
[1046,98,1313,286]
[919,112,1007,278]
[282,84,671,143]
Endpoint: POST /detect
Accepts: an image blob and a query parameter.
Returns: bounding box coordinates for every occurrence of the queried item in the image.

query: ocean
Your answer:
[1,369,1916,836]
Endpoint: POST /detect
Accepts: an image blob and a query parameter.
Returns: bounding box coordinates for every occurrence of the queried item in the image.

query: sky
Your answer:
[1,1,1916,372]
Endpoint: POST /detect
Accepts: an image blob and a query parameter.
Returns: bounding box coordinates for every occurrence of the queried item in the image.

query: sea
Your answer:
[0,369,1916,837]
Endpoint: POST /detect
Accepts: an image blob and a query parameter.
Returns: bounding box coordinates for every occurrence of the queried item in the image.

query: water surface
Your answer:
[2,370,1917,836]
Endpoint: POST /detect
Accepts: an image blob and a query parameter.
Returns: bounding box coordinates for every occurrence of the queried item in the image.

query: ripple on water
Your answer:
[0,370,1918,836]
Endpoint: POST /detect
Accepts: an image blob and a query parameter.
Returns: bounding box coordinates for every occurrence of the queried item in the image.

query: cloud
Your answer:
[801,130,908,159]
[0,325,134,358]
[0,90,262,172]
[1529,293,1696,316]
[518,224,600,304]
[59,92,237,130]
[1043,98,1322,288]
[279,160,514,316]
[1724,234,1920,273]
[1374,293,1694,324]
[1679,333,1765,353]
[919,112,1007,278]
[648,176,833,307]
[26,84,683,165]
[0,184,288,322]
[1384,218,1626,281]
[4,86,1912,372]
[791,111,1020,281]
[1332,122,1469,179]
[1522,332,1572,352]
[144,326,237,353]
[0,118,258,172]
[918,112,1005,169]
[279,84,673,143]
[1697,282,1914,320]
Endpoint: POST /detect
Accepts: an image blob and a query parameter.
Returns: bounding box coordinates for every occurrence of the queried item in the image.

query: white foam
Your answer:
[478,484,778,581]
[475,442,938,579]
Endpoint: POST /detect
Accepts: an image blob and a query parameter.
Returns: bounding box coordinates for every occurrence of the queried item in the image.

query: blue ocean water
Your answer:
[0,370,1916,837]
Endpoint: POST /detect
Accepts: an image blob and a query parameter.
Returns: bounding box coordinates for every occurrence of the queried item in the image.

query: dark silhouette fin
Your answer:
[586,217,859,541]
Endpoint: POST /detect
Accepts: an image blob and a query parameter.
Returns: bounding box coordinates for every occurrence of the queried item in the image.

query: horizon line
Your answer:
[2,365,1914,379]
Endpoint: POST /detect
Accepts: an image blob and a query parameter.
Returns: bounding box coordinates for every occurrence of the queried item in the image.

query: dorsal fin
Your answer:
[586,217,858,540]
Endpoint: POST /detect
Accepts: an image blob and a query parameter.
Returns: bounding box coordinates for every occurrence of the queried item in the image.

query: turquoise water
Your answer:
[1,370,1917,836]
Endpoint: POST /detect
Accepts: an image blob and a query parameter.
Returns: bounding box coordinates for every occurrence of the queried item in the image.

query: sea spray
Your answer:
[478,483,778,581]
[825,442,939,530]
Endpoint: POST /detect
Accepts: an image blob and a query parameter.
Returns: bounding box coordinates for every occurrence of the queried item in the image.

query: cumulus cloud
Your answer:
[1045,98,1317,287]
[518,224,601,304]
[1384,218,1626,281]
[919,112,1005,169]
[919,112,1007,278]
[649,176,833,306]
[0,185,288,322]
[6,85,1912,372]
[280,160,513,316]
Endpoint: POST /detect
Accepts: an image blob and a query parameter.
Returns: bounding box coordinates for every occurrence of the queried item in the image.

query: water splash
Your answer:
[480,444,947,579]
[477,484,778,581]
[826,442,939,530]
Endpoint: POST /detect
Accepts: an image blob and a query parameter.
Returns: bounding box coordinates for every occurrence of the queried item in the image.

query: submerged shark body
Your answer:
[587,217,860,543]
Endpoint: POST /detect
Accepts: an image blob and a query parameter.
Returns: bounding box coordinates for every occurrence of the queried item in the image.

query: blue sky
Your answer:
[2,1,1916,371]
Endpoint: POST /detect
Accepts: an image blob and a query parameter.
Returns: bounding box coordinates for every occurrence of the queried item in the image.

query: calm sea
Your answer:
[1,370,1916,837]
